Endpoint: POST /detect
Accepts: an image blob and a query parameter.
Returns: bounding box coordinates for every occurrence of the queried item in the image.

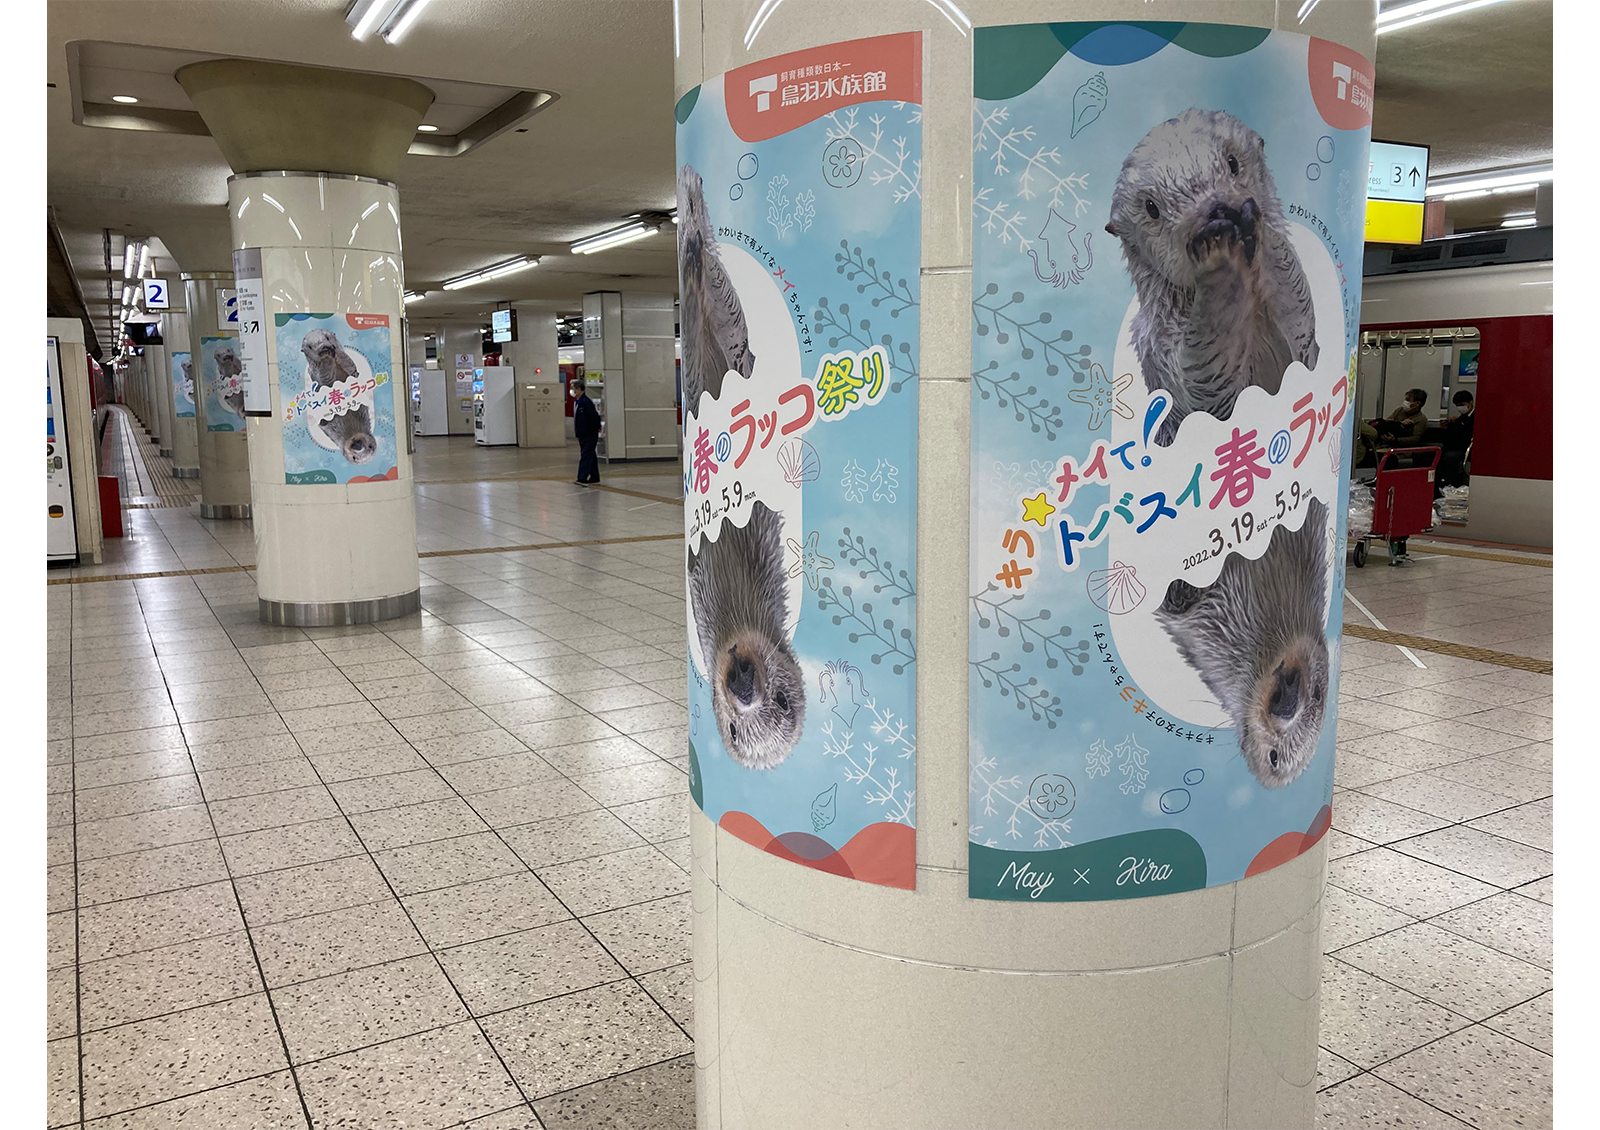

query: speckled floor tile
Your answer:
[1334,922,1549,1021]
[481,981,691,1099]
[464,777,601,829]
[80,993,288,1119]
[497,808,646,869]
[78,880,244,963]
[77,837,229,906]
[532,1054,694,1130]
[403,871,570,949]
[537,846,690,917]
[636,965,693,1032]
[251,899,426,988]
[1372,1026,1551,1129]
[76,803,216,861]
[373,831,525,896]
[1315,1046,1362,1091]
[1390,826,1552,889]
[296,1021,521,1129]
[218,816,365,877]
[80,1069,306,1129]
[1320,883,1415,952]
[207,784,341,837]
[234,854,392,927]
[1314,1072,1473,1129]
[608,794,689,844]
[1481,991,1552,1055]
[580,894,689,976]
[347,796,493,852]
[1328,848,1500,919]
[437,920,625,1015]
[1432,891,1552,969]
[435,752,562,796]
[1465,799,1551,853]
[48,1035,80,1128]
[272,954,468,1063]
[79,930,263,1031]
[1318,959,1471,1069]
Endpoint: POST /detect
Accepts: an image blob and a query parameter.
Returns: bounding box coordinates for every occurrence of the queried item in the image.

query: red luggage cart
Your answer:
[1352,446,1440,568]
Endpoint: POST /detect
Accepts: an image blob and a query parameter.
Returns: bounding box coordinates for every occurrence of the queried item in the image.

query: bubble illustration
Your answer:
[1317,135,1336,164]
[737,152,759,180]
[1159,789,1191,814]
[1306,163,1322,181]
[1184,768,1205,786]
[729,182,743,201]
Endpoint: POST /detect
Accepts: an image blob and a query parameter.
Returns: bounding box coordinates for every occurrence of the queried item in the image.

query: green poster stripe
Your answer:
[970,829,1206,902]
[675,86,701,125]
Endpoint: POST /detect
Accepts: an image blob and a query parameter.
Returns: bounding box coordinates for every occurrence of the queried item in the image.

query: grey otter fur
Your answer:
[301,328,377,464]
[677,163,755,414]
[687,501,806,769]
[1106,108,1318,446]
[212,344,245,419]
[1156,497,1330,788]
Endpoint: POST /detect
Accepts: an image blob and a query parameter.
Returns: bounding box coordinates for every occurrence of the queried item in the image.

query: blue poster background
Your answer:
[199,336,244,432]
[170,351,194,419]
[969,24,1370,900]
[676,37,922,888]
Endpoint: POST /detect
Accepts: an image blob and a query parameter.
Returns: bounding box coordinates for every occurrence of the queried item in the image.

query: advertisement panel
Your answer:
[171,351,195,418]
[969,23,1370,900]
[275,312,397,485]
[675,32,923,888]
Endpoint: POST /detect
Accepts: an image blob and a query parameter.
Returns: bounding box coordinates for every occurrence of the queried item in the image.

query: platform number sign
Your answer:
[143,277,170,310]
[229,248,272,416]
[217,289,238,331]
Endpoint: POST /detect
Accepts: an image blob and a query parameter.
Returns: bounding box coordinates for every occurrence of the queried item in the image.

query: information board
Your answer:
[1365,140,1429,244]
[230,248,271,416]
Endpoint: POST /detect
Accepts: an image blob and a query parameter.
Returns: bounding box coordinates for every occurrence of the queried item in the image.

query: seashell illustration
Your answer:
[777,438,821,485]
[1071,72,1109,138]
[1086,560,1146,615]
[811,783,838,833]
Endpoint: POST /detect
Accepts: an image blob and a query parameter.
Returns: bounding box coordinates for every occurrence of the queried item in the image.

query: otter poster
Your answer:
[968,23,1371,900]
[199,336,244,432]
[274,312,398,485]
[676,32,922,890]
[170,351,194,419]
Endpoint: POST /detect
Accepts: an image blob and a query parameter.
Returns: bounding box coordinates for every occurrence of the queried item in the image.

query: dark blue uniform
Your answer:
[574,391,601,484]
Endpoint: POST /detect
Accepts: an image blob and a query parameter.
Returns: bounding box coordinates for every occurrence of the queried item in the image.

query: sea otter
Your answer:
[1155,497,1331,788]
[301,328,377,465]
[677,163,755,414]
[687,500,805,769]
[1106,108,1319,446]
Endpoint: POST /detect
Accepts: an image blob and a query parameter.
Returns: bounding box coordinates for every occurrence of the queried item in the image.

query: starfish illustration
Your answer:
[1021,491,1056,527]
[1067,364,1136,431]
[786,530,836,590]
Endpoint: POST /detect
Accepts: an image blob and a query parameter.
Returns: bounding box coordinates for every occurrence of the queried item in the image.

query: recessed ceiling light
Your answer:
[111,95,139,104]
[416,124,438,132]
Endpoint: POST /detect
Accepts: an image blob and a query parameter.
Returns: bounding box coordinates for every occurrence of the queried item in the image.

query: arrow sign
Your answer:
[1409,167,1421,186]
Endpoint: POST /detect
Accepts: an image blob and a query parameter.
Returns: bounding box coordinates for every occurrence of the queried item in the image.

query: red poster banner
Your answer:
[725,31,922,143]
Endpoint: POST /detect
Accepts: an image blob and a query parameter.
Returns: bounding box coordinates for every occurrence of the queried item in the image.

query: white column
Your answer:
[147,339,173,457]
[184,273,253,518]
[229,172,419,625]
[681,2,1375,1127]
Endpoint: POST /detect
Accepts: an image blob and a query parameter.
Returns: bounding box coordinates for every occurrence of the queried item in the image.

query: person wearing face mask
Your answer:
[1359,387,1429,464]
[1435,389,1475,497]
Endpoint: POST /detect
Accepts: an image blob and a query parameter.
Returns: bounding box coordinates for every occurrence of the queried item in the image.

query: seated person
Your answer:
[1360,388,1430,449]
[1435,389,1475,497]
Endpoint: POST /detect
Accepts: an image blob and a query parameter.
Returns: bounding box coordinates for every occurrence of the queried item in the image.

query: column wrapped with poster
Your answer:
[676,33,922,890]
[968,23,1372,900]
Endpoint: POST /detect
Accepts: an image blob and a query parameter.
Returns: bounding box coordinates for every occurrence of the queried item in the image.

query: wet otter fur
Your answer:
[687,501,805,769]
[1156,497,1330,788]
[213,345,245,419]
[301,328,376,464]
[1106,108,1318,446]
[677,163,755,414]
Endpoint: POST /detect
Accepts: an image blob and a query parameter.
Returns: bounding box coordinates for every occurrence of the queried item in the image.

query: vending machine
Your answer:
[47,337,78,563]
[473,366,517,446]
[413,369,449,435]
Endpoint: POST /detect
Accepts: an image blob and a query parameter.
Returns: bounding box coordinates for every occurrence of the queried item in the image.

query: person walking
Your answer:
[573,374,601,485]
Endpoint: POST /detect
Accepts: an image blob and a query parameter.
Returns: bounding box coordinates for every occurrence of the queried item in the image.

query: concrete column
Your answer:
[148,338,173,457]
[681,2,1375,1128]
[177,58,431,625]
[164,309,200,478]
[183,273,252,516]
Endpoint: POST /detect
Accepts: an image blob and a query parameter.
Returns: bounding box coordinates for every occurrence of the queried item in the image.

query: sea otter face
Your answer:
[302,328,341,370]
[342,429,377,464]
[1107,109,1279,291]
[711,627,805,769]
[214,347,240,379]
[676,165,708,285]
[1238,635,1328,788]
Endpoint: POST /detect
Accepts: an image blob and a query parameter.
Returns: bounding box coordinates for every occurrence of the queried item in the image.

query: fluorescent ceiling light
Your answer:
[121,285,134,306]
[416,124,438,132]
[111,94,139,104]
[346,0,395,40]
[1377,0,1512,34]
[442,256,539,290]
[571,222,656,255]
[403,291,424,303]
[1500,216,1537,229]
[382,0,433,43]
[138,244,151,278]
[123,242,138,279]
[1426,164,1552,198]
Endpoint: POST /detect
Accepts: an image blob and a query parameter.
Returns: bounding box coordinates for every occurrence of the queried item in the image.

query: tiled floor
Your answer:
[48,429,1551,1128]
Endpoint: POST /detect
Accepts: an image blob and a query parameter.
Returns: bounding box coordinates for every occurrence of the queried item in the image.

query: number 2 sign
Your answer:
[143,278,169,310]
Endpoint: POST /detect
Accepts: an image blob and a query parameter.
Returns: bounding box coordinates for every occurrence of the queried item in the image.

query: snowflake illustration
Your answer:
[841,458,869,503]
[973,104,1093,262]
[825,106,921,202]
[1085,738,1113,779]
[821,705,915,825]
[1115,734,1150,795]
[870,459,899,503]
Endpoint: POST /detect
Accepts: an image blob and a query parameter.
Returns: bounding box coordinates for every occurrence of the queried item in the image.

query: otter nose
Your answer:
[727,654,758,705]
[1268,666,1301,719]
[1237,198,1259,237]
